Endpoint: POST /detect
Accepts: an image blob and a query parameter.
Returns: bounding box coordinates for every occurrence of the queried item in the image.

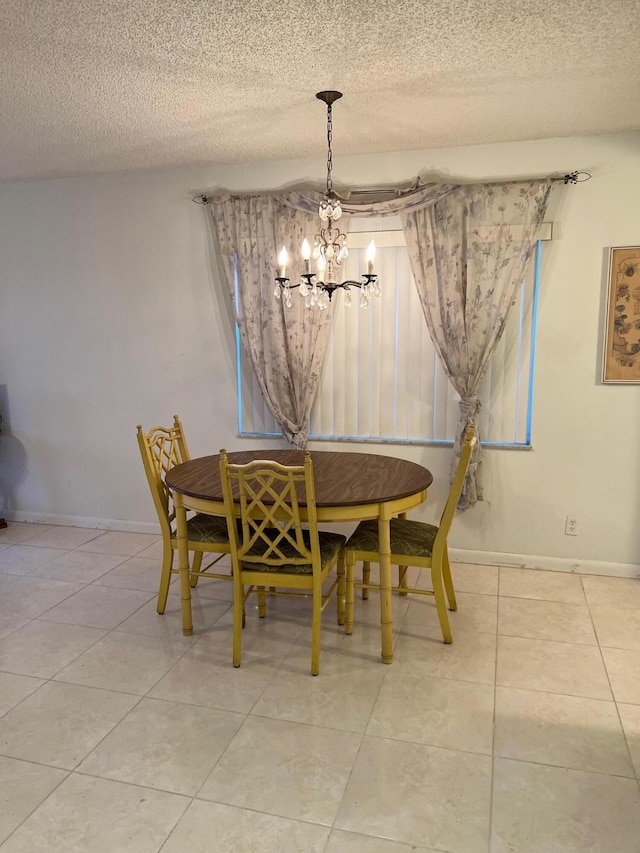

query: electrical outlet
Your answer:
[565,515,578,536]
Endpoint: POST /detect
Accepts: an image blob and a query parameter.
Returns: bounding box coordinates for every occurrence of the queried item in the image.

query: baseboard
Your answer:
[7,511,161,536]
[6,511,639,579]
[450,547,640,580]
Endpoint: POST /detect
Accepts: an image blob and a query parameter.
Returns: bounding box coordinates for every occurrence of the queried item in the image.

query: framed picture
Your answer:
[602,245,640,382]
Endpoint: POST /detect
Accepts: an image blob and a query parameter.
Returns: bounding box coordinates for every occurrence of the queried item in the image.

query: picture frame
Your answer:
[602,245,640,383]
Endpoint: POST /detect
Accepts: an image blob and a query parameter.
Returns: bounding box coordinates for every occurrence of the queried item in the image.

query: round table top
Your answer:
[166,449,433,508]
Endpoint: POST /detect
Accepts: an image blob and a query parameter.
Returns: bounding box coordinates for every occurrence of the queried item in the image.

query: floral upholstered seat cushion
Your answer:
[346,518,439,558]
[242,530,346,575]
[171,513,232,544]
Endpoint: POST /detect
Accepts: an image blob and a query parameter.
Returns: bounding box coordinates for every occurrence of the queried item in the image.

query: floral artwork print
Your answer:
[603,247,640,381]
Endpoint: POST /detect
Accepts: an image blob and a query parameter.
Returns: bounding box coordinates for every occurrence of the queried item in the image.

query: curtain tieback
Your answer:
[459,395,481,422]
[292,431,308,450]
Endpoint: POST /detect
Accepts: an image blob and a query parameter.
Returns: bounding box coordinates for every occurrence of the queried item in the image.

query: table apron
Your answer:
[177,490,427,523]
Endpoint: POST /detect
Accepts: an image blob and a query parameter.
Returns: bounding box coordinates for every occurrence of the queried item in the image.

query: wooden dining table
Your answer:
[166,449,433,664]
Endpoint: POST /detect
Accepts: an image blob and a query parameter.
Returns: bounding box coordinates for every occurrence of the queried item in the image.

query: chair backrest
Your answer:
[136,415,190,536]
[434,423,477,551]
[219,450,321,571]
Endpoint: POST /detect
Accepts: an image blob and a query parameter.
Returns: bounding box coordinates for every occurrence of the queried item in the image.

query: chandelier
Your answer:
[274,91,380,311]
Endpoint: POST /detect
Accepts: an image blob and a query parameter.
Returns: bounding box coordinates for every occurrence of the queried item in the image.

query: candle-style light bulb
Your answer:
[278,246,289,278]
[301,238,311,273]
[366,240,376,274]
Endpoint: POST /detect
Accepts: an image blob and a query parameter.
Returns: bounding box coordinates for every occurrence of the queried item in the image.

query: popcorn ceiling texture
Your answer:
[1,0,639,181]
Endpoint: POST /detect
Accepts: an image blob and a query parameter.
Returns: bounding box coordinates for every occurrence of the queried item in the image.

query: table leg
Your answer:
[175,493,193,636]
[378,505,393,664]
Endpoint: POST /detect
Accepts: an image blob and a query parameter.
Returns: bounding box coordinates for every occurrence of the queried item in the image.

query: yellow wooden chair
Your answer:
[344,424,477,644]
[220,450,346,676]
[137,416,233,615]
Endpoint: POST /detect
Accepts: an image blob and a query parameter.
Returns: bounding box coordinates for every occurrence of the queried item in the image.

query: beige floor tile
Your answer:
[500,567,585,604]
[162,800,330,853]
[93,555,167,592]
[326,830,440,852]
[30,550,127,583]
[0,619,106,678]
[252,665,384,733]
[199,605,303,661]
[394,627,497,684]
[403,590,498,635]
[498,596,597,645]
[77,697,243,796]
[41,585,154,629]
[0,672,44,716]
[0,522,52,545]
[416,562,499,596]
[54,630,190,694]
[590,604,640,651]
[0,756,67,845]
[149,643,278,713]
[494,686,634,776]
[25,526,104,550]
[0,681,138,769]
[116,593,230,641]
[366,671,494,754]
[582,575,640,611]
[135,538,165,559]
[77,530,160,556]
[497,635,612,699]
[0,545,68,576]
[199,715,361,825]
[0,773,189,853]
[0,576,84,619]
[285,619,398,674]
[618,703,640,777]
[491,757,640,853]
[450,562,499,595]
[0,615,29,641]
[335,736,492,852]
[602,647,640,704]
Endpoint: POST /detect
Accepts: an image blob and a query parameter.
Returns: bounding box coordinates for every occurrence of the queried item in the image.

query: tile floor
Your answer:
[0,521,639,852]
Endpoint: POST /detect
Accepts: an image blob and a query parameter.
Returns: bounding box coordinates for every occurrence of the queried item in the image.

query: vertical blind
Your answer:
[237,216,546,447]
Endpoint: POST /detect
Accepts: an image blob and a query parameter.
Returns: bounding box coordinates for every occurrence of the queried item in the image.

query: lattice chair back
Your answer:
[220,451,321,572]
[136,415,190,537]
[435,423,477,551]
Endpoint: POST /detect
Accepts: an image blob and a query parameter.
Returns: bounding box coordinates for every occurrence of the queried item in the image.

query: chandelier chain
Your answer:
[326,104,333,194]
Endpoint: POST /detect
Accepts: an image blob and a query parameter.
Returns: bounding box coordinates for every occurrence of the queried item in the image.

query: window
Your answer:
[237,216,548,448]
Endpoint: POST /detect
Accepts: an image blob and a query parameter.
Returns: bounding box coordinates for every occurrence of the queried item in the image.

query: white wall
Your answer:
[1,132,639,575]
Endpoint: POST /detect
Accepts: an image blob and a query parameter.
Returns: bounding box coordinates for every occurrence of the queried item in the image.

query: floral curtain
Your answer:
[401,181,552,508]
[207,194,332,448]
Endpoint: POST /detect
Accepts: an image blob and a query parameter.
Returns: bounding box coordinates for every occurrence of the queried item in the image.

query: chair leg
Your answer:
[311,579,322,676]
[397,512,409,596]
[431,560,453,644]
[345,551,355,635]
[398,564,409,596]
[257,586,266,618]
[157,542,173,614]
[442,547,457,611]
[336,551,346,626]
[233,583,244,667]
[190,551,203,588]
[362,560,371,600]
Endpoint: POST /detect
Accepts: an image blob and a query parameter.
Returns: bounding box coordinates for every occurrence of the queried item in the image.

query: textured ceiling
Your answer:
[1,0,639,182]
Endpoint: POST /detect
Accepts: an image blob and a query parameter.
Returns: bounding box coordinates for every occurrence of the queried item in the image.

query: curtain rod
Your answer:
[192,170,591,205]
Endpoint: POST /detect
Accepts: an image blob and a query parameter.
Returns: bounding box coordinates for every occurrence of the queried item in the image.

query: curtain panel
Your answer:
[401,181,552,508]
[207,194,333,448]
